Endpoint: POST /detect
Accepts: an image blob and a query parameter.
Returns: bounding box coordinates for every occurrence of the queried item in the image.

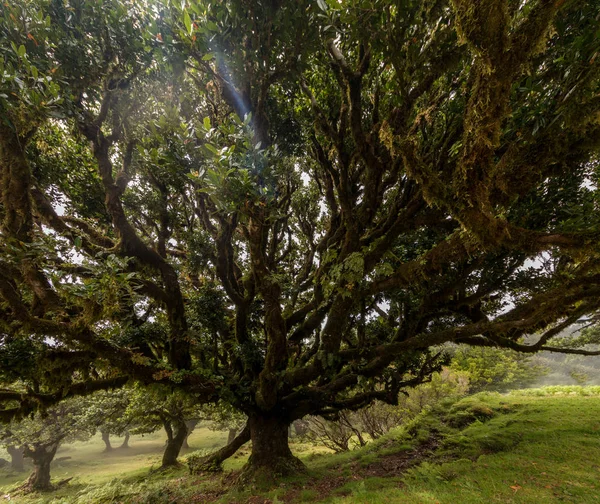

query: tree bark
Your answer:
[182,419,199,449]
[23,443,58,491]
[6,445,24,472]
[227,427,237,445]
[101,430,112,452]
[162,418,187,468]
[241,414,304,480]
[119,431,130,449]
[189,422,250,473]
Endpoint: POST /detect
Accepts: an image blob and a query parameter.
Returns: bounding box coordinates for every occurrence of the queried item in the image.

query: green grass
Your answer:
[316,388,600,504]
[0,427,229,502]
[2,386,600,503]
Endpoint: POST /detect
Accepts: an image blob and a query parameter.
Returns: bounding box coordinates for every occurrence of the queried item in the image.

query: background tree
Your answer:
[124,386,201,469]
[0,397,97,492]
[448,345,549,392]
[5,445,25,473]
[78,389,134,452]
[1,0,600,483]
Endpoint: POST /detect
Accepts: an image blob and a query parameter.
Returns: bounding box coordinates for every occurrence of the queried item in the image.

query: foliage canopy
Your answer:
[1,0,599,475]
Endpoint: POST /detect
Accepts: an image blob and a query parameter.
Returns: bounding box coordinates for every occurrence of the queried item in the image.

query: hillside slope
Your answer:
[307,386,600,504]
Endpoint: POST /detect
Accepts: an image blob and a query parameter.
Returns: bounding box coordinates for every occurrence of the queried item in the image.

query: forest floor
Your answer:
[1,386,600,503]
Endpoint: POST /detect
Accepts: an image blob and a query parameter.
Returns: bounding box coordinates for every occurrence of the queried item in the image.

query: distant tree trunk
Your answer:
[119,431,130,449]
[6,445,24,472]
[227,427,237,445]
[189,421,250,473]
[241,415,304,480]
[182,419,199,449]
[162,418,187,468]
[292,419,309,437]
[23,442,59,491]
[101,430,112,452]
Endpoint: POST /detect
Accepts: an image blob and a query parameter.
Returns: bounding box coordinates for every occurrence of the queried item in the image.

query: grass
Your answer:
[2,386,599,503]
[0,427,229,502]
[313,388,600,504]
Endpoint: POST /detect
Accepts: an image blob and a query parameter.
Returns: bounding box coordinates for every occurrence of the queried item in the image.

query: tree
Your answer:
[78,389,134,452]
[1,0,600,482]
[124,386,200,468]
[6,445,25,472]
[449,345,549,392]
[0,397,97,491]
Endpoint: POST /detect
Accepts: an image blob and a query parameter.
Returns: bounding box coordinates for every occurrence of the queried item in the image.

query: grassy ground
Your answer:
[0,427,230,499]
[2,386,600,503]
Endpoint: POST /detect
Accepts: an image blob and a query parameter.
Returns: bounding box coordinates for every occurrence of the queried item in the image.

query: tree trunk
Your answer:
[189,422,250,473]
[161,418,187,468]
[101,430,112,452]
[24,443,58,491]
[292,419,309,437]
[119,431,130,449]
[7,445,24,472]
[182,419,199,449]
[227,427,237,445]
[241,414,304,480]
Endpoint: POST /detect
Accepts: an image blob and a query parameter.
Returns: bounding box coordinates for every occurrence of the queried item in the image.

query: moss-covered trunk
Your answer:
[162,418,187,468]
[24,443,58,491]
[242,414,304,479]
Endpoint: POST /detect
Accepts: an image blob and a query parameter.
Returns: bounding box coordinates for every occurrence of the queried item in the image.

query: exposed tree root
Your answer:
[189,422,250,473]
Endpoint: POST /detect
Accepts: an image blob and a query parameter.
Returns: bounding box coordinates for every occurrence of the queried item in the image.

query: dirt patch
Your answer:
[179,473,233,503]
[312,474,350,494]
[187,491,227,503]
[186,439,440,503]
[272,439,440,502]
[245,497,273,504]
[359,437,439,478]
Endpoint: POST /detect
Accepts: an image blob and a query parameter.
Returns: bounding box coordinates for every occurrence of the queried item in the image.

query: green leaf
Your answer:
[205,143,219,155]
[18,44,26,58]
[203,116,211,130]
[202,52,214,61]
[183,10,192,35]
[317,0,328,12]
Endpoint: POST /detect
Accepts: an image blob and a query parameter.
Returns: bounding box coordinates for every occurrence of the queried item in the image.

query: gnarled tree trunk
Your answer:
[101,430,112,452]
[189,421,250,473]
[7,445,24,472]
[23,443,59,491]
[162,418,187,468]
[119,431,130,449]
[241,414,303,480]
